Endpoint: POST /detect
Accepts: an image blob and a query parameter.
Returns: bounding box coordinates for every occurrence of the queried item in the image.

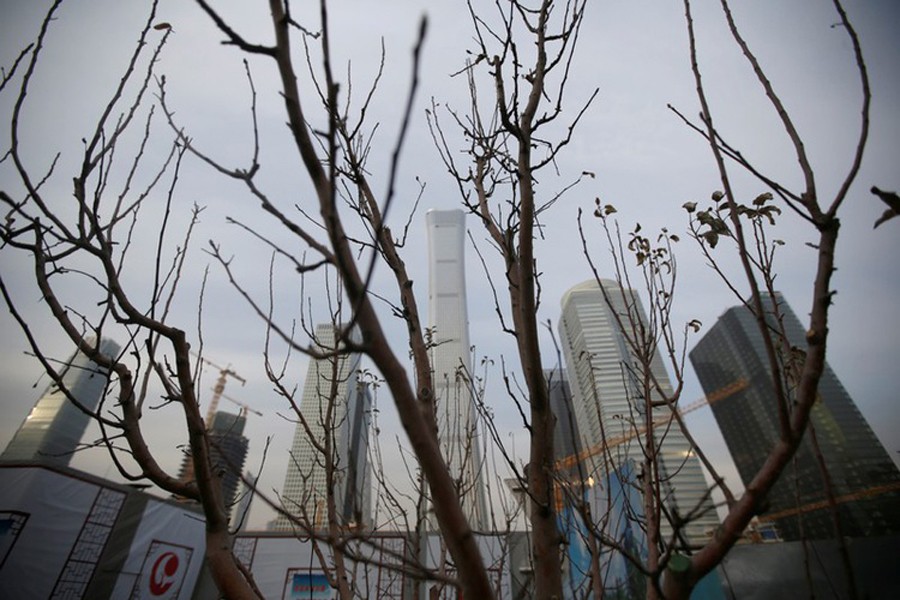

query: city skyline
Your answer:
[0,1,897,535]
[690,293,900,540]
[2,1,900,594]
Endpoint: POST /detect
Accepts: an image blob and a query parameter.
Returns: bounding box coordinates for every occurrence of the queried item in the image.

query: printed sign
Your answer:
[284,571,334,600]
[133,541,193,599]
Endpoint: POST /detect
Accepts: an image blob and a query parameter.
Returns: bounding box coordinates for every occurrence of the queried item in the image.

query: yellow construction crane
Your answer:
[193,353,247,425]
[220,391,263,419]
[761,480,900,522]
[675,378,749,418]
[553,378,750,510]
[555,378,749,472]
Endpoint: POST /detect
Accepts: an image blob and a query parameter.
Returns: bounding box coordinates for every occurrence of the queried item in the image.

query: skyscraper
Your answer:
[547,369,582,469]
[690,293,900,540]
[426,209,488,531]
[2,337,120,466]
[176,410,250,515]
[232,470,258,531]
[558,279,719,547]
[274,324,371,531]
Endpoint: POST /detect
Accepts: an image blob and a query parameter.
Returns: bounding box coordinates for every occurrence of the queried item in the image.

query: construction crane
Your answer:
[193,353,247,425]
[760,480,900,522]
[674,378,749,418]
[220,391,263,419]
[555,378,749,472]
[552,378,750,510]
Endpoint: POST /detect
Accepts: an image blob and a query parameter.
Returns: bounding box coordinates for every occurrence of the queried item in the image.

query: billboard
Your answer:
[0,465,205,600]
[284,571,334,600]
[110,498,204,599]
[0,465,119,598]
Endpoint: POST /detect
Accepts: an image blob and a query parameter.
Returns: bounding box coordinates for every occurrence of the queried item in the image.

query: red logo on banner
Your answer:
[149,551,179,596]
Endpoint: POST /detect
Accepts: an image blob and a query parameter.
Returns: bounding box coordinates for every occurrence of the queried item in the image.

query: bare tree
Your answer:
[656,0,872,596]
[177,0,496,594]
[0,2,264,595]
[428,1,596,596]
[431,0,874,597]
[0,0,879,598]
[1,0,501,594]
[545,0,873,596]
[565,214,725,599]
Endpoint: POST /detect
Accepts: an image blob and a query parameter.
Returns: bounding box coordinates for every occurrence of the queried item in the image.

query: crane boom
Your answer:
[192,353,246,425]
[221,391,263,417]
[555,378,749,471]
[761,480,900,521]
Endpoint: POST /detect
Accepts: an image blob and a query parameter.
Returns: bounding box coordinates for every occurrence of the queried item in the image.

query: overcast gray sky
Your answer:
[1,0,898,529]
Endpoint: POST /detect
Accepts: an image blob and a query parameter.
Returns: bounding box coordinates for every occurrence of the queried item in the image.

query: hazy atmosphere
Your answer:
[1,0,898,531]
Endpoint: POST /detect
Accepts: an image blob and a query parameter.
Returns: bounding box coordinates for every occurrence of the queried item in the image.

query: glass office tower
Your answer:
[559,279,719,547]
[2,337,120,466]
[274,324,371,531]
[690,293,900,540]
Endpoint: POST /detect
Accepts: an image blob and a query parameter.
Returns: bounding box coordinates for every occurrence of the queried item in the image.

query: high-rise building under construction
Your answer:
[176,410,250,514]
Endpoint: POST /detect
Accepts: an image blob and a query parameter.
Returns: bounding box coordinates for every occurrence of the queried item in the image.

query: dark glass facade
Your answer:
[547,369,582,468]
[690,294,900,540]
[177,410,249,512]
[2,338,120,466]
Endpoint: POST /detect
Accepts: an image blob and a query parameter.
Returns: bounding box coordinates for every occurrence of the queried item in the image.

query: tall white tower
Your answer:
[274,324,371,531]
[426,209,488,531]
[559,279,718,547]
